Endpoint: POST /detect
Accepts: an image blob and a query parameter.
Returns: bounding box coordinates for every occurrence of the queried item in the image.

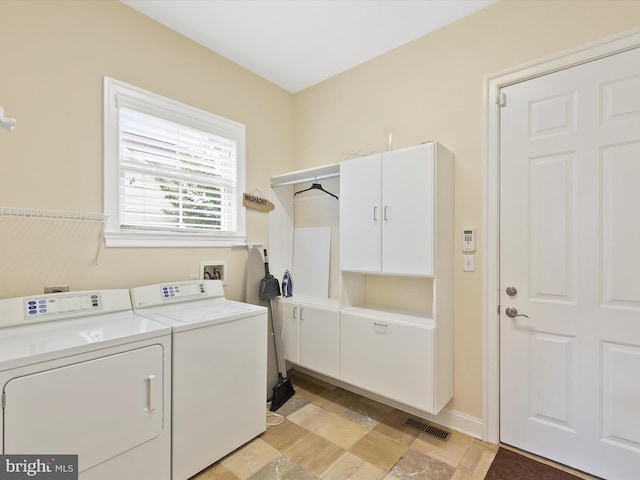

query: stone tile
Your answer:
[315,415,370,449]
[287,402,335,431]
[451,471,473,480]
[289,370,337,391]
[291,378,331,403]
[313,387,359,414]
[220,438,280,479]
[273,394,308,416]
[192,462,241,480]
[320,452,387,480]
[261,418,310,451]
[341,399,390,429]
[373,411,421,446]
[389,449,456,480]
[350,430,408,472]
[282,432,345,475]
[359,396,395,414]
[410,430,474,468]
[456,440,498,478]
[247,455,318,480]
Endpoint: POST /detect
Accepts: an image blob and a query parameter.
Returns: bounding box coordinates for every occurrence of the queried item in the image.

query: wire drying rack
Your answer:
[0,207,108,223]
[0,207,110,265]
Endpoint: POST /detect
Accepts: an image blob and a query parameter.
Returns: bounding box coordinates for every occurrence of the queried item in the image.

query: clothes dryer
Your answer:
[130,280,268,480]
[0,289,171,480]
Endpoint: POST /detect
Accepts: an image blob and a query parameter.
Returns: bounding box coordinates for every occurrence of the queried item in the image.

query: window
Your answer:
[103,77,246,247]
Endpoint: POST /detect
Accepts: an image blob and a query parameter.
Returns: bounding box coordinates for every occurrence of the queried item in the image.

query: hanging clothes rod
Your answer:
[0,207,108,223]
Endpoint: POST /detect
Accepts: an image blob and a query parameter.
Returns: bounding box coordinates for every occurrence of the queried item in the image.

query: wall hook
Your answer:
[0,106,16,132]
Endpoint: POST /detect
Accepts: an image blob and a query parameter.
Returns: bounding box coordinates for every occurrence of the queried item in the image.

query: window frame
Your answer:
[103,76,246,247]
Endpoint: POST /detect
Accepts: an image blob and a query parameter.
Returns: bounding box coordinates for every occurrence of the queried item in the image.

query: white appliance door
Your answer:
[3,345,164,473]
[500,46,640,479]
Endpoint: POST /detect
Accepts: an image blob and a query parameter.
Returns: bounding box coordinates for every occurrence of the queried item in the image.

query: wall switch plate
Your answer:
[463,255,475,272]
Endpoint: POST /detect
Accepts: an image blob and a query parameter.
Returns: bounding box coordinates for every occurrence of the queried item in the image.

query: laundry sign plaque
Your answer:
[243,193,274,212]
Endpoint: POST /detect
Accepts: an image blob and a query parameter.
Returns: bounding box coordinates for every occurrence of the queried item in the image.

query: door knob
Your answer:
[505,307,529,319]
[506,286,517,296]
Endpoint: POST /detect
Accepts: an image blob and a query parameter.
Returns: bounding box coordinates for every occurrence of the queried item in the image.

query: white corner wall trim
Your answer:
[482,26,640,444]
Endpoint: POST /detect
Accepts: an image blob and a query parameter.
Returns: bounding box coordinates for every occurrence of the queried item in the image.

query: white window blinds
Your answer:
[103,77,246,247]
[119,108,237,233]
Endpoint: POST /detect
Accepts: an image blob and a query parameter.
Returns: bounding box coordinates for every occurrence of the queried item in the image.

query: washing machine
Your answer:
[130,279,268,480]
[0,289,171,480]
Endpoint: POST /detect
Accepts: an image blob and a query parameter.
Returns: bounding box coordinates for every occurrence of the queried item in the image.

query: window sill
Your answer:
[104,230,247,248]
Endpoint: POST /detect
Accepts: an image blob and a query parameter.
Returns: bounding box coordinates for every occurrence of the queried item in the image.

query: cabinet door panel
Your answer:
[340,312,434,412]
[340,154,382,273]
[299,307,339,377]
[281,301,299,364]
[382,144,434,276]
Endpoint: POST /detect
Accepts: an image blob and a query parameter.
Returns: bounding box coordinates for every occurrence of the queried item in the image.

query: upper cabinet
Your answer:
[340,142,453,277]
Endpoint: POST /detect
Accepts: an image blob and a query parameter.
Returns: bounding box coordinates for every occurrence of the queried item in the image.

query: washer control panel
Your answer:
[130,280,226,309]
[161,282,206,301]
[24,293,102,319]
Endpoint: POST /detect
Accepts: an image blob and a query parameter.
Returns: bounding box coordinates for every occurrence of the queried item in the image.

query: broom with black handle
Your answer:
[260,249,295,411]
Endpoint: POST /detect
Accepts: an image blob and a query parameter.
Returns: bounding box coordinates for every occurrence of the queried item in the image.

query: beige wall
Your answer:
[0,0,294,300]
[292,0,640,418]
[1,0,639,422]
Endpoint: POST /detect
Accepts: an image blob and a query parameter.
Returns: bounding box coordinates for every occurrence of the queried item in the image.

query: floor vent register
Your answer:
[404,418,451,442]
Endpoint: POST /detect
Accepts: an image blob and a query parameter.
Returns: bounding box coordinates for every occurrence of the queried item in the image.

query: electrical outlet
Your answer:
[44,285,69,293]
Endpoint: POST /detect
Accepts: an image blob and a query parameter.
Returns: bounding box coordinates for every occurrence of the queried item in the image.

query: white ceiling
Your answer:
[121,0,497,93]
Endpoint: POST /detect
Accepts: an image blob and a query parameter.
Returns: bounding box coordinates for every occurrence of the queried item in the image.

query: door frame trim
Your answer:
[482,26,640,443]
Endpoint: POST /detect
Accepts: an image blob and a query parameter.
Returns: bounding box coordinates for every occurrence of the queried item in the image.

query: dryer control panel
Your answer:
[24,293,102,318]
[0,289,132,328]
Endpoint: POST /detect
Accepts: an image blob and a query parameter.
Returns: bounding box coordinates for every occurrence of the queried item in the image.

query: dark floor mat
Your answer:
[485,447,587,480]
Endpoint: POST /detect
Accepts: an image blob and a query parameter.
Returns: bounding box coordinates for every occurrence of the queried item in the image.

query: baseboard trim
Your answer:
[288,365,485,440]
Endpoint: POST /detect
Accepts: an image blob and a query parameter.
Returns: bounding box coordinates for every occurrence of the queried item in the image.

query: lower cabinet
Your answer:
[282,300,442,414]
[281,298,340,378]
[340,308,436,414]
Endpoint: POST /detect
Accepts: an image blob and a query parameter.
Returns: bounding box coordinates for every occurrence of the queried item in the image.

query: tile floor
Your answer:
[192,370,498,480]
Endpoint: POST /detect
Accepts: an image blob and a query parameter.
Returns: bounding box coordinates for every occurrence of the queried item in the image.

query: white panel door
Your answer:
[3,345,164,473]
[340,154,382,273]
[382,144,434,276]
[500,46,640,479]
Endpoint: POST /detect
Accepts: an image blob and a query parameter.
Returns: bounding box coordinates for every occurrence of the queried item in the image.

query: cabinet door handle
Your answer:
[373,206,378,221]
[300,307,304,320]
[373,322,388,333]
[384,206,389,221]
[293,306,297,319]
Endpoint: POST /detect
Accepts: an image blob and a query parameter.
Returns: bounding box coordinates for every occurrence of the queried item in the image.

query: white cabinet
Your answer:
[271,142,454,417]
[340,142,452,277]
[339,154,382,273]
[340,308,435,413]
[281,297,340,378]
